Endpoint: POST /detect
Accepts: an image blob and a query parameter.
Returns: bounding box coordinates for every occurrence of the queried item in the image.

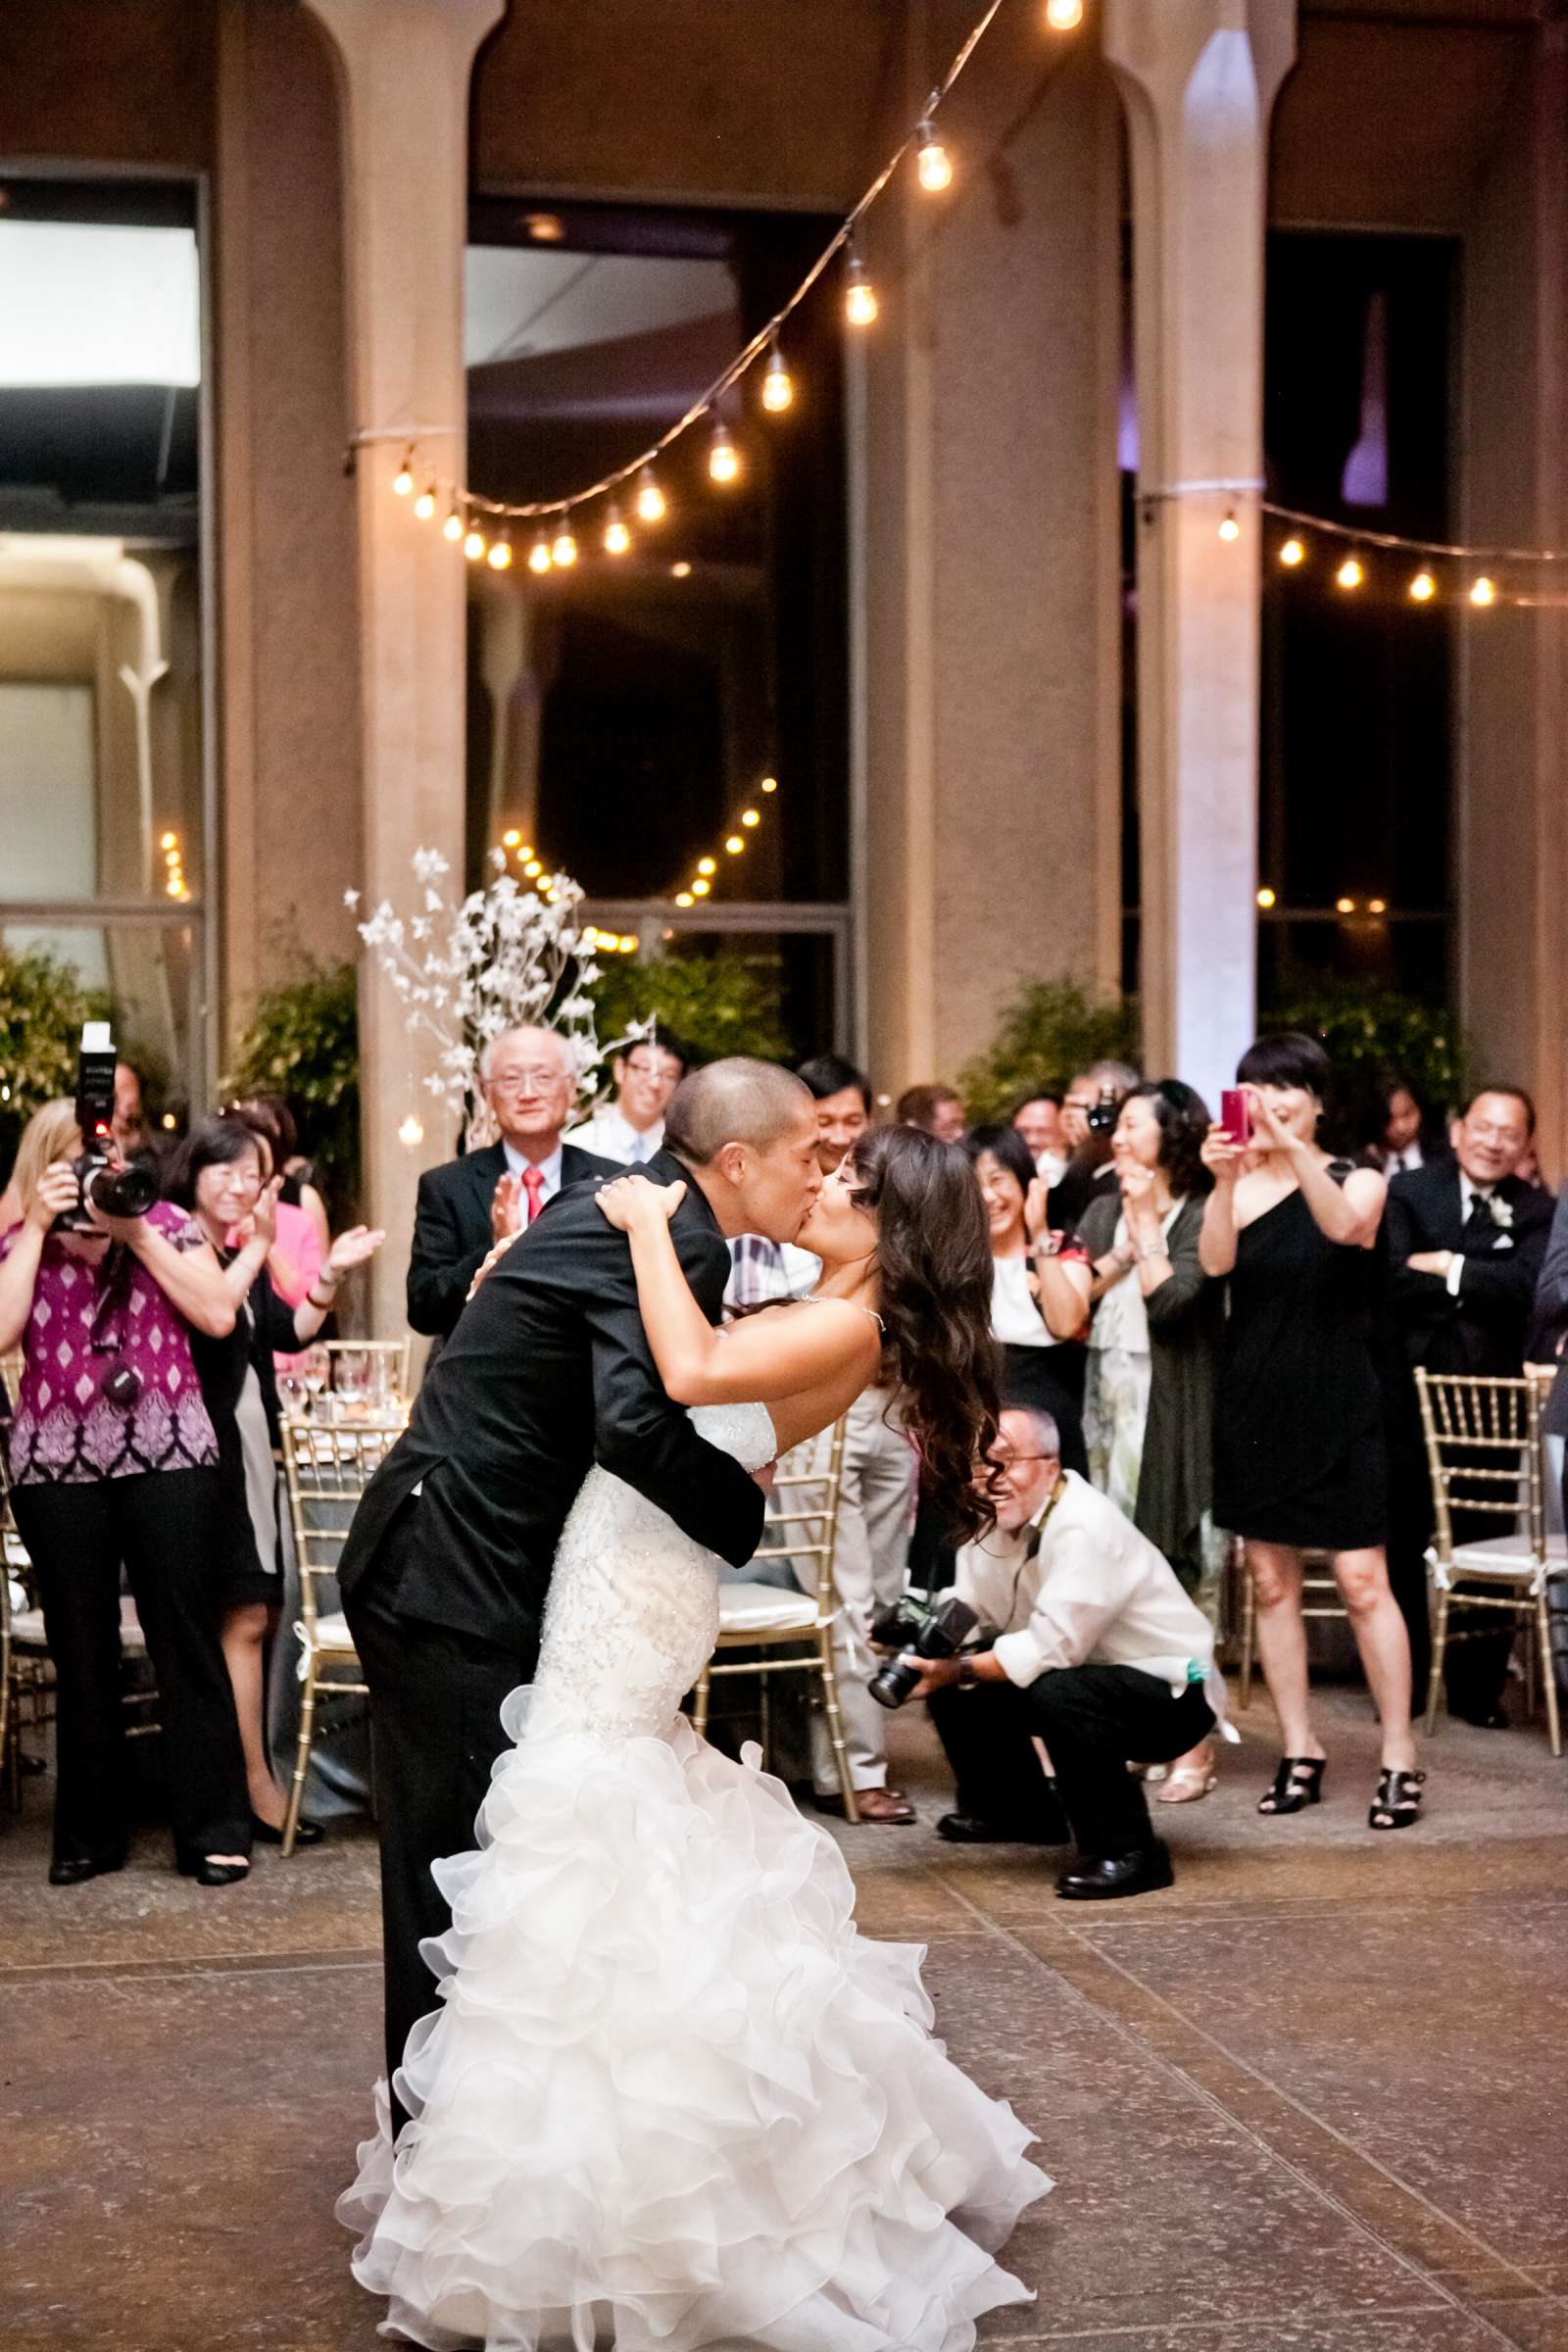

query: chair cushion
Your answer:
[717,1582,821,1635]
[8,1598,146,1651]
[1427,1533,1551,1587]
[302,1611,357,1655]
[9,1606,47,1647]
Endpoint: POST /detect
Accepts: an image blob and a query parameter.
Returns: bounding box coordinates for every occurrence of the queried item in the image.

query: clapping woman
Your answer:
[1200,1034,1422,1831]
[165,1118,383,1843]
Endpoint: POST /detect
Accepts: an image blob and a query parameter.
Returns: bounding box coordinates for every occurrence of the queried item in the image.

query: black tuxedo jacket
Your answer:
[1385,1160,1553,1378]
[406,1139,618,1339]
[340,1150,764,1650]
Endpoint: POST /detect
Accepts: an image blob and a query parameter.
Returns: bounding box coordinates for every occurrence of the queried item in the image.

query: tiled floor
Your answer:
[2,1680,1564,2350]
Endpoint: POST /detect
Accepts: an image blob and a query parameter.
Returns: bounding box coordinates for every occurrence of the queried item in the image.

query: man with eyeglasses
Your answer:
[566,1031,687,1166]
[1385,1084,1553,1725]
[407,1026,618,1343]
[904,1404,1227,1900]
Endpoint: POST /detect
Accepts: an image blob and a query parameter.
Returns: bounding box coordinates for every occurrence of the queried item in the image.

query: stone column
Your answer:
[303,0,503,1339]
[1104,0,1296,1106]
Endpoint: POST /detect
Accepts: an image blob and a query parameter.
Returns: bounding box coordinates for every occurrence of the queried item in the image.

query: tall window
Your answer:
[463,199,850,1055]
[1258,231,1455,1004]
[0,175,210,1115]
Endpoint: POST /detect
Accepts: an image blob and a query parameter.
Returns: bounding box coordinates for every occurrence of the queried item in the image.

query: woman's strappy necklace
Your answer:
[796,1294,886,1335]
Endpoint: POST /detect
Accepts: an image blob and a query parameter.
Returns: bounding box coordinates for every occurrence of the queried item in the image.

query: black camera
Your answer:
[54,1023,157,1235]
[1086,1085,1121,1136]
[867,1592,980,1710]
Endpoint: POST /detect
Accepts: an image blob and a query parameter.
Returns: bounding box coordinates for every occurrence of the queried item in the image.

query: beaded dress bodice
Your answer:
[530,1401,777,1740]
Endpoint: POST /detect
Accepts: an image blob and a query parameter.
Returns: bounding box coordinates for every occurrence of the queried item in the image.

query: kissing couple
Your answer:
[335,1055,1049,2350]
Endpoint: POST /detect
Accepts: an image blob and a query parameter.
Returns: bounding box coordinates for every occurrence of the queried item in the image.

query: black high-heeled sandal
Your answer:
[1369,1766,1425,1831]
[1257,1756,1326,1815]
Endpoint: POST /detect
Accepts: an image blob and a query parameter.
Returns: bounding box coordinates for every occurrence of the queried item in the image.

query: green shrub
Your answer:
[1260,978,1472,1143]
[0,945,112,1174]
[957,979,1142,1126]
[589,947,792,1067]
[225,959,362,1218]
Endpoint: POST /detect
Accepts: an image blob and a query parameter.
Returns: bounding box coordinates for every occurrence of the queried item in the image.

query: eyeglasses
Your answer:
[991,1453,1054,1469]
[486,1067,569,1095]
[622,1056,680,1081]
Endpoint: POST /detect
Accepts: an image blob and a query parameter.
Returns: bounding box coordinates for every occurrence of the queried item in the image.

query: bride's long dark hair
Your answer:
[849,1124,1002,1544]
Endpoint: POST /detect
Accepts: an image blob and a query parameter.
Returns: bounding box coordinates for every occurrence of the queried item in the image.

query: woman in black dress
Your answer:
[1201,1034,1423,1830]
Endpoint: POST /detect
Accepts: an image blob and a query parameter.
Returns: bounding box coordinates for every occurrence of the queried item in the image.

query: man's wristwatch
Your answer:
[956,1656,979,1691]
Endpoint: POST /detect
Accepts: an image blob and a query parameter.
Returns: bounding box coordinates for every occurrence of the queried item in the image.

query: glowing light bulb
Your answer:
[161,1112,175,1132]
[671,560,693,579]
[1279,538,1305,566]
[760,775,777,793]
[529,529,553,573]
[1409,570,1436,602]
[1336,897,1356,914]
[761,341,794,413]
[464,525,486,563]
[691,878,711,897]
[393,448,415,496]
[487,532,513,569]
[916,120,953,192]
[1368,898,1388,914]
[603,505,632,556]
[524,858,543,877]
[708,420,741,485]
[1470,575,1496,608]
[1045,0,1084,24]
[1336,557,1363,589]
[1218,511,1241,543]
[635,466,666,523]
[698,858,716,877]
[1255,887,1277,909]
[160,830,177,850]
[443,506,464,543]
[676,892,695,908]
[414,483,436,520]
[517,845,533,861]
[551,516,578,566]
[503,828,520,847]
[844,255,878,327]
[725,835,745,855]
[741,808,760,827]
[398,1112,425,1149]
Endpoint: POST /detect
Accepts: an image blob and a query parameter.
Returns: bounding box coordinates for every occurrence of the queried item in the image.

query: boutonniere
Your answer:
[1489,1198,1514,1231]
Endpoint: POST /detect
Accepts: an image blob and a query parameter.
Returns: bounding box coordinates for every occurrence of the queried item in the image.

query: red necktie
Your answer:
[522,1165,546,1225]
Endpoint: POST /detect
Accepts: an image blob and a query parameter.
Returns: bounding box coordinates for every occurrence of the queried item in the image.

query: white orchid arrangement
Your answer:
[349,847,636,1138]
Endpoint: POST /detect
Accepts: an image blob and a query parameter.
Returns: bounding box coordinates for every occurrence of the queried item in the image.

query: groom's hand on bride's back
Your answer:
[466,1229,522,1301]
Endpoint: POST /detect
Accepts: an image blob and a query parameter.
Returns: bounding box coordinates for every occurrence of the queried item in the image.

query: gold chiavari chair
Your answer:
[278,1411,403,1854]
[692,1418,858,1823]
[1416,1369,1563,1755]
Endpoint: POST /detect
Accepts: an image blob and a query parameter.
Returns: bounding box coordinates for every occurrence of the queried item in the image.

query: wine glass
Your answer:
[277,1371,305,1420]
[302,1345,331,1411]
[335,1347,369,1413]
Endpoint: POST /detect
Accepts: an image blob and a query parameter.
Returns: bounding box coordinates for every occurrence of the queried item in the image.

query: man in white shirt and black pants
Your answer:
[902,1405,1225,1900]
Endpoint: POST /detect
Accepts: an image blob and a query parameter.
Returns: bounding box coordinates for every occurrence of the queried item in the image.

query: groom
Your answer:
[339,1057,823,2108]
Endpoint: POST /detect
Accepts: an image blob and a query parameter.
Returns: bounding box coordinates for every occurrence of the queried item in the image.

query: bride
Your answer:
[340,1122,1051,2351]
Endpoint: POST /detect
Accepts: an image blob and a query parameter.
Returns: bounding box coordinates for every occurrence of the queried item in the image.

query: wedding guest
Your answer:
[1013,1094,1067,1189]
[1050,1060,1140,1231]
[1035,1079,1222,1803]
[230,1101,324,1323]
[791,1053,918,1824]
[0,1099,251,1886]
[915,1406,1225,1899]
[407,1026,617,1341]
[230,1093,330,1259]
[966,1125,1087,1473]
[566,1030,687,1164]
[1200,1033,1422,1830]
[166,1117,384,1842]
[896,1084,967,1146]
[1385,1086,1552,1727]
[1363,1074,1441,1176]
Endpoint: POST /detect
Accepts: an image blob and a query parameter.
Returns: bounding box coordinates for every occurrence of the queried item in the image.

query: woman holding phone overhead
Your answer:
[1200,1033,1422,1833]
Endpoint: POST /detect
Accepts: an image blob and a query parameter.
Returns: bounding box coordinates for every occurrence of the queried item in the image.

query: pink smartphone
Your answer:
[1220,1089,1251,1148]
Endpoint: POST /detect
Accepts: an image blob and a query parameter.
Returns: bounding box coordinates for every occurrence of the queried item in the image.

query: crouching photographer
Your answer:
[890,1404,1229,1901]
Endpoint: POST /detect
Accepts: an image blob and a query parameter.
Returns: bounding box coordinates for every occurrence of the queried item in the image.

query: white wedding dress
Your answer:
[340,1402,1050,2352]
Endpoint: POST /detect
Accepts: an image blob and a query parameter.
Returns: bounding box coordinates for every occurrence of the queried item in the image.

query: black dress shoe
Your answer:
[249,1812,325,1846]
[1451,1704,1509,1731]
[193,1859,251,1887]
[1056,1843,1174,1901]
[48,1853,125,1887]
[937,1811,1067,1845]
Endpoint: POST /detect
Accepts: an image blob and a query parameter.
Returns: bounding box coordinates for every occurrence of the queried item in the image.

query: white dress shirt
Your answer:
[565,1105,663,1165]
[503,1140,564,1203]
[954,1471,1231,1728]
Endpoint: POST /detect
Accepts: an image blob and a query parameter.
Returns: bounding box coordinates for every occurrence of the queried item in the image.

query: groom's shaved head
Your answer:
[665,1058,812,1166]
